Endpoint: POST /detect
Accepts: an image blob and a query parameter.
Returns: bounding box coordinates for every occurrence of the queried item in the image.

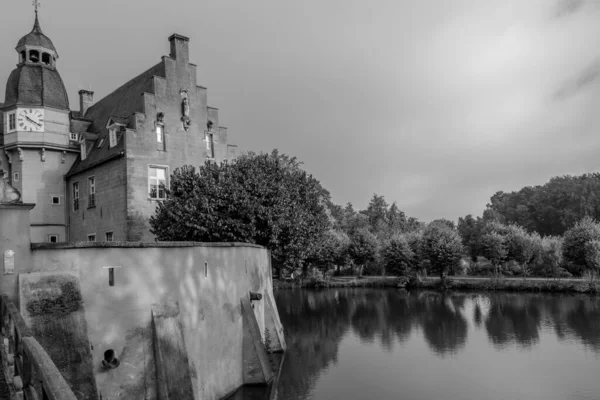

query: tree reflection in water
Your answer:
[274,288,600,400]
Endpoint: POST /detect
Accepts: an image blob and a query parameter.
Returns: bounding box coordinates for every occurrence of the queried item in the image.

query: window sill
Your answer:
[148,198,167,202]
[87,205,96,209]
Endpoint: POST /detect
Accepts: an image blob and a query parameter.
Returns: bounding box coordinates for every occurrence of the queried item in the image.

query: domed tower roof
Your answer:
[3,11,69,110]
[4,65,69,110]
[16,13,58,56]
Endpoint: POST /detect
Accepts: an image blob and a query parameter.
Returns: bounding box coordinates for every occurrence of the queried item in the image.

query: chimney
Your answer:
[78,89,94,116]
[168,34,190,63]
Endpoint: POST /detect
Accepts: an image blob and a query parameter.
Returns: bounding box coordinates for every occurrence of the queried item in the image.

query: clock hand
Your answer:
[25,116,42,127]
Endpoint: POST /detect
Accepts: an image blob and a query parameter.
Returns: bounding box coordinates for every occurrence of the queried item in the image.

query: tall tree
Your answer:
[149,150,331,274]
[419,222,464,279]
[348,228,378,276]
[563,216,600,276]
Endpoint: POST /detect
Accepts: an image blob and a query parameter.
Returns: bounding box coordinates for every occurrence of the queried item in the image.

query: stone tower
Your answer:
[0,11,79,243]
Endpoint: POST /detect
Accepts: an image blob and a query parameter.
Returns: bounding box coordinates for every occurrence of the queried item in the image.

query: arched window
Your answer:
[42,53,51,65]
[19,51,26,63]
[29,50,39,63]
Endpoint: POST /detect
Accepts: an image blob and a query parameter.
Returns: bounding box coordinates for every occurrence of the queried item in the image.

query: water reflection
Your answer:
[274,289,600,400]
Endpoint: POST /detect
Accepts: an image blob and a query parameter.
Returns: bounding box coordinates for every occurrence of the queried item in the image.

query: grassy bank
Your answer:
[273,276,399,290]
[273,276,600,294]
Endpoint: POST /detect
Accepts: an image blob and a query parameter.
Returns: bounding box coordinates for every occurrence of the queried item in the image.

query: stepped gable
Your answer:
[66,62,166,177]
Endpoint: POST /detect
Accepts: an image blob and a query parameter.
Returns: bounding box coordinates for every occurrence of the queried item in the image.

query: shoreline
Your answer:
[273,276,599,294]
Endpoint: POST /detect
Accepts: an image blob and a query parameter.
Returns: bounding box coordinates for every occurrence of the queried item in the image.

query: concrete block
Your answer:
[151,299,195,400]
[264,293,286,353]
[241,297,274,385]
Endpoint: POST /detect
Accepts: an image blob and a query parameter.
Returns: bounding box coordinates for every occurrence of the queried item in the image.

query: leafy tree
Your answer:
[536,236,564,279]
[484,173,600,236]
[480,232,508,275]
[363,194,389,235]
[405,217,425,232]
[584,240,600,281]
[382,235,414,276]
[430,219,456,230]
[506,226,541,280]
[348,228,378,276]
[387,202,407,236]
[562,216,600,276]
[149,150,330,274]
[308,229,350,275]
[457,214,481,262]
[419,223,464,279]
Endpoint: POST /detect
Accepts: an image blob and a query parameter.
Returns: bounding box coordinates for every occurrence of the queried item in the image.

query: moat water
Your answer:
[264,288,600,400]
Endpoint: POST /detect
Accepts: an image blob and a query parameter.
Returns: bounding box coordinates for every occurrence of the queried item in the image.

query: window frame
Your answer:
[148,165,168,200]
[80,141,87,161]
[105,231,114,242]
[109,128,117,148]
[72,182,80,211]
[12,172,19,182]
[51,196,60,205]
[205,131,215,159]
[88,176,96,208]
[87,234,96,242]
[156,124,166,151]
[48,234,58,243]
[7,112,16,132]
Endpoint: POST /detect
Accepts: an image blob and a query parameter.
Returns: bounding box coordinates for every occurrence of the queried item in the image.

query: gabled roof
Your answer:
[106,116,128,127]
[66,61,166,177]
[66,129,125,177]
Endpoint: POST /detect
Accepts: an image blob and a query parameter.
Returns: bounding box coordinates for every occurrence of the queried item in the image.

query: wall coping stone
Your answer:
[0,203,36,210]
[31,241,265,250]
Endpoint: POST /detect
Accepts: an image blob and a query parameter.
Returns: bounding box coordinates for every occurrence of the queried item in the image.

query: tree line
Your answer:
[149,150,600,280]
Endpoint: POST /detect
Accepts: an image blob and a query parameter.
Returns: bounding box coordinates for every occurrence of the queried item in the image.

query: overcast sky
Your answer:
[2,0,600,223]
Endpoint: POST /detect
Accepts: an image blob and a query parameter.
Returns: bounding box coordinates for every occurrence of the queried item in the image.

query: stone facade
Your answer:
[1,14,237,243]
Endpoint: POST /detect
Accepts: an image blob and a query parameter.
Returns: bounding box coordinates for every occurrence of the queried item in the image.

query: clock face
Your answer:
[17,108,44,132]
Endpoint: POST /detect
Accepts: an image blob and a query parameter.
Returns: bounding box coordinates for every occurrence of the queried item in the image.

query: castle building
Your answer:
[0,11,238,243]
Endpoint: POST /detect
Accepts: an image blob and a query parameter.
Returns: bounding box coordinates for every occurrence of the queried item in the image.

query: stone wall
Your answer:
[24,242,282,400]
[124,36,230,242]
[66,157,127,242]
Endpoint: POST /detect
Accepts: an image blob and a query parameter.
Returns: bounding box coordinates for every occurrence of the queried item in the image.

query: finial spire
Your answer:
[32,0,41,31]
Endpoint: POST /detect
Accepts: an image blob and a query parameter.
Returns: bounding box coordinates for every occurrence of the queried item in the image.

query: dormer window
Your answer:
[106,118,126,148]
[109,128,117,148]
[29,50,39,63]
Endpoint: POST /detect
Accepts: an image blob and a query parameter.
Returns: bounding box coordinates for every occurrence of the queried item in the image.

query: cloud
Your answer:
[553,59,600,100]
[554,0,586,18]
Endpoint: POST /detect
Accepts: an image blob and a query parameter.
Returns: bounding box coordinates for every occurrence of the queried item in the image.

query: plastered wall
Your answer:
[24,242,279,400]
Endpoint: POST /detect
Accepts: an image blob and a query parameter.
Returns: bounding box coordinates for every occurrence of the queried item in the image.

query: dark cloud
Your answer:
[553,59,600,101]
[554,0,586,18]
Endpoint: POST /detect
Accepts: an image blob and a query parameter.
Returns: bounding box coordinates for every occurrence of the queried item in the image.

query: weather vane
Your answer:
[32,0,41,15]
